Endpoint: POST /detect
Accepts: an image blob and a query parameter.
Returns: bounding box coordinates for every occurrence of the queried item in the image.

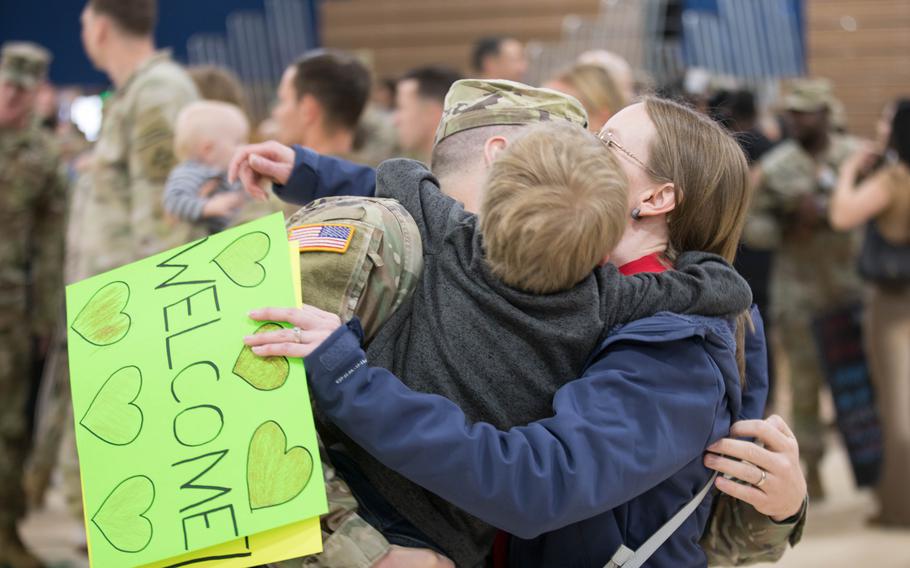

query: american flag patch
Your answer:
[288,223,356,253]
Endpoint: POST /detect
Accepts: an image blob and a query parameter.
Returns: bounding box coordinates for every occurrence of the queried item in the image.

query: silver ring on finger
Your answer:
[293,326,303,343]
[754,468,767,489]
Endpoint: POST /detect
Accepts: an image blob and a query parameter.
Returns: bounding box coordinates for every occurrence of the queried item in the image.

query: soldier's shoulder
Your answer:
[130,58,199,107]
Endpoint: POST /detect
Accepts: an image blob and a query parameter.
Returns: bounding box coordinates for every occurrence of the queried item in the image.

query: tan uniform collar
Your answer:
[117,49,173,94]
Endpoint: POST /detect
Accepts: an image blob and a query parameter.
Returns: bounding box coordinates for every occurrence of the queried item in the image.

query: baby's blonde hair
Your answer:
[174,100,250,162]
[480,122,629,294]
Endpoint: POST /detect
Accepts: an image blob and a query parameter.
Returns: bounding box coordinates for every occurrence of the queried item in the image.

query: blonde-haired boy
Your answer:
[481,122,628,293]
[165,100,250,234]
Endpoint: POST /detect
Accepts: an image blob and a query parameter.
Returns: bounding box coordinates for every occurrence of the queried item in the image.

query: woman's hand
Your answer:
[704,415,807,523]
[244,305,343,358]
[839,143,879,179]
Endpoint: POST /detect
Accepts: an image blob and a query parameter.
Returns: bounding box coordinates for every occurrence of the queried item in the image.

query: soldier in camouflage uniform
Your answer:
[70,0,199,281]
[46,0,200,529]
[748,79,861,499]
[0,41,65,568]
[272,197,423,568]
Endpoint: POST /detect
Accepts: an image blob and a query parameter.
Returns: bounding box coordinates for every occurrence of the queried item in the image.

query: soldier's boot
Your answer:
[0,525,43,568]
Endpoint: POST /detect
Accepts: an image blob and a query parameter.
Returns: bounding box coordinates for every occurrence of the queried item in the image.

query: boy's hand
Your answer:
[228,141,295,201]
[244,305,343,358]
[202,191,246,218]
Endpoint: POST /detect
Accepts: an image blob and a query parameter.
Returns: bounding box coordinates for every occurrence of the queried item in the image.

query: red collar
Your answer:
[619,253,671,275]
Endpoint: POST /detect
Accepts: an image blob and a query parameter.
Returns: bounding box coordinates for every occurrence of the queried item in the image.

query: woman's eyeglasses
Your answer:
[597,129,661,180]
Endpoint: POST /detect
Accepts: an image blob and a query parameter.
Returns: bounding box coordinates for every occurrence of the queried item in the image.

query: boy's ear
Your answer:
[483,135,510,168]
[638,182,678,217]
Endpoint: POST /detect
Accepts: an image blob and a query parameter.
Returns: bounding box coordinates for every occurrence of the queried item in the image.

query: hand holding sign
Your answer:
[233,323,290,391]
[244,305,343,359]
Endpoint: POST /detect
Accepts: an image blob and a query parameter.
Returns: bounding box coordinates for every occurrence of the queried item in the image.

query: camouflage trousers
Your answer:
[0,323,31,529]
[778,316,826,472]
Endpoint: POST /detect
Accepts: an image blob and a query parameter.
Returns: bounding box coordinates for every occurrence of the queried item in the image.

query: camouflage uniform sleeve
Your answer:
[30,145,66,343]
[126,82,191,258]
[701,492,808,566]
[742,167,784,250]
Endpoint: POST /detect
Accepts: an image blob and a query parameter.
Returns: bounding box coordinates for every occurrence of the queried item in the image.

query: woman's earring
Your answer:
[631,208,642,221]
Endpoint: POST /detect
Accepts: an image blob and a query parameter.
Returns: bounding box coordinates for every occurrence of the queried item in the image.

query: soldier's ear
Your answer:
[483,136,510,168]
[93,11,112,44]
[298,94,321,127]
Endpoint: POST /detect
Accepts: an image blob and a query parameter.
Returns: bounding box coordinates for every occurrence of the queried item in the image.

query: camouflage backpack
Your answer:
[285,196,423,341]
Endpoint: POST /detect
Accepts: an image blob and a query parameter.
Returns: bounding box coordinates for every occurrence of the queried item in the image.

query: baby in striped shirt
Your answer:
[165,100,250,235]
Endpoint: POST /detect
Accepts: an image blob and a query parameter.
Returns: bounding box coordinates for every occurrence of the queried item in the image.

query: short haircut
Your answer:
[399,66,463,105]
[429,123,525,179]
[480,122,629,294]
[291,50,370,132]
[89,0,156,36]
[472,36,512,72]
[174,101,250,161]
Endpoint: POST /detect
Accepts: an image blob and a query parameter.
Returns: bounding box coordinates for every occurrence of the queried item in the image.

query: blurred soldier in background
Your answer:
[272,49,371,159]
[0,40,65,568]
[71,0,199,281]
[749,79,861,499]
[471,36,528,83]
[35,0,200,531]
[393,65,462,163]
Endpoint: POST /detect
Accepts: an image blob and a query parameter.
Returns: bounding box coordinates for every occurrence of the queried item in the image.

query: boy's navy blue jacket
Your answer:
[305,308,769,568]
[273,146,376,204]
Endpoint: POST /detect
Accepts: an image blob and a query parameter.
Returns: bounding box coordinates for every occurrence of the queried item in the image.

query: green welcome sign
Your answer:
[66,213,327,567]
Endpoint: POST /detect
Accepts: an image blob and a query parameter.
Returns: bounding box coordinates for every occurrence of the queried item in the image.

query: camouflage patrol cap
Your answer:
[286,197,423,342]
[783,78,833,113]
[0,42,51,89]
[433,79,588,145]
